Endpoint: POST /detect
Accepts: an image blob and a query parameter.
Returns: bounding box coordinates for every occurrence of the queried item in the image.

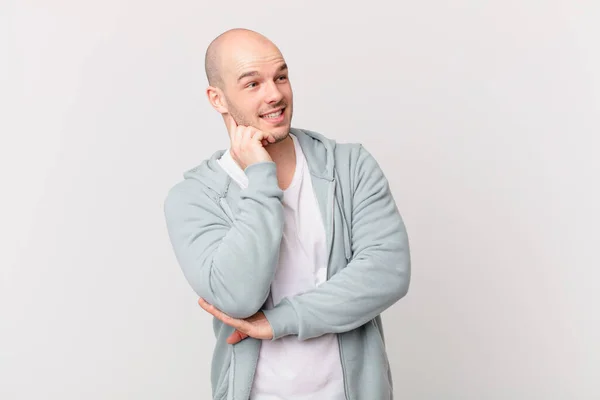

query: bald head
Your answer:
[204,28,293,142]
[204,28,281,89]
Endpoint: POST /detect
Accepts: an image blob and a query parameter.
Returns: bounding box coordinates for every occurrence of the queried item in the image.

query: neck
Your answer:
[265,134,296,190]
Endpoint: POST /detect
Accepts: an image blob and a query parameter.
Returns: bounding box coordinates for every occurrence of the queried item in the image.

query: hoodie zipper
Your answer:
[219,197,235,222]
[328,179,350,400]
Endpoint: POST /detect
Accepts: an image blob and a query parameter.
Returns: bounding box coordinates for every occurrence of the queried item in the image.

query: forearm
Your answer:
[264,225,410,340]
[263,145,411,339]
[165,162,284,318]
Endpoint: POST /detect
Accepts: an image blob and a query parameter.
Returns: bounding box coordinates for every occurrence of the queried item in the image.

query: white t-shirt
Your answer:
[217,133,345,400]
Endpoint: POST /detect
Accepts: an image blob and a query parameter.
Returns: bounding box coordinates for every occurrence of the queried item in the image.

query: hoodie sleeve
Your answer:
[263,145,411,340]
[164,161,284,319]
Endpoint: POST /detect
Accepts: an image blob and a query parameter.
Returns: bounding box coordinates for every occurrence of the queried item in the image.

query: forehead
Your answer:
[221,41,286,81]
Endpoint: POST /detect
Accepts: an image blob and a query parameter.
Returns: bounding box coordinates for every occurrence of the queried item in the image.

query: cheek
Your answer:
[239,95,262,114]
[283,86,293,101]
[230,99,262,125]
[228,97,254,117]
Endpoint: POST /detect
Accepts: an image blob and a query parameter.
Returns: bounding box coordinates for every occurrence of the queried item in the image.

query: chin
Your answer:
[259,122,289,140]
[272,127,291,142]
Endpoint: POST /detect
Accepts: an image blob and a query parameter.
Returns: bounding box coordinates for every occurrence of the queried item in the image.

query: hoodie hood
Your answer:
[181,127,337,197]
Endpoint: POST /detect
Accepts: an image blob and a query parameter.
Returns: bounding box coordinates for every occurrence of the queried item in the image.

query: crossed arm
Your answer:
[193,146,411,343]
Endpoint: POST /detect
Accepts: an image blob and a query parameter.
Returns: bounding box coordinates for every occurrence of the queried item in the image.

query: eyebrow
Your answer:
[237,63,288,83]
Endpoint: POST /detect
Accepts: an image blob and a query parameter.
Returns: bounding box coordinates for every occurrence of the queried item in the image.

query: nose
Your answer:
[264,80,283,104]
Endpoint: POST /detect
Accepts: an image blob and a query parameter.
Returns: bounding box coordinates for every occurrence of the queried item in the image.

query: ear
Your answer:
[206,86,228,114]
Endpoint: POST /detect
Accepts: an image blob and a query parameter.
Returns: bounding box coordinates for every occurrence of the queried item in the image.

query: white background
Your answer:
[2,1,599,399]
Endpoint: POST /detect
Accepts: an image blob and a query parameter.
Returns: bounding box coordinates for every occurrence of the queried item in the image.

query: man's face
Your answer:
[220,47,293,142]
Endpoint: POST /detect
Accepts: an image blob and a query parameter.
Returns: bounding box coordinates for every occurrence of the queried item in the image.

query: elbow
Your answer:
[191,259,272,319]
[385,275,409,307]
[213,276,270,319]
[196,290,265,319]
[394,241,411,301]
[391,257,411,302]
[183,272,268,319]
[396,275,410,300]
[221,295,266,319]
[202,280,269,319]
[397,264,411,300]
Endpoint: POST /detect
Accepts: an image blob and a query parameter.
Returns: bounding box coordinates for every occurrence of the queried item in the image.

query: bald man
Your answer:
[164,28,411,400]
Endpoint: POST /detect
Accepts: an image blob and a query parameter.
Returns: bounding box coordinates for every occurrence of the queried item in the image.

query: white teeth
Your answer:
[263,110,282,118]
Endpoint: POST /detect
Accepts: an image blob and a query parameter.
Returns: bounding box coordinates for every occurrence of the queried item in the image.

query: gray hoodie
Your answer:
[163,127,411,400]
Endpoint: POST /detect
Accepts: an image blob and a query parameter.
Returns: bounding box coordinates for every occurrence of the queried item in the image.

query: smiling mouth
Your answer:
[260,107,285,119]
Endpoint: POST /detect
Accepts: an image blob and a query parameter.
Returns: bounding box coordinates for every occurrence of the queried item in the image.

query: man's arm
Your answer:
[164,161,284,319]
[263,145,411,340]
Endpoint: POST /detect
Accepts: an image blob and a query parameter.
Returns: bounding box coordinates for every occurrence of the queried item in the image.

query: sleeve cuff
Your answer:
[263,298,300,340]
[244,161,278,184]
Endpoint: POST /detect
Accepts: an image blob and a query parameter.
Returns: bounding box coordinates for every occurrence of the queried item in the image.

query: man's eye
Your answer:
[247,82,257,88]
[278,76,287,81]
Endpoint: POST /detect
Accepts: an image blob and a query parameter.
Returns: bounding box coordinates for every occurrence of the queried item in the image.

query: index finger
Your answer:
[224,113,238,139]
[252,130,276,144]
